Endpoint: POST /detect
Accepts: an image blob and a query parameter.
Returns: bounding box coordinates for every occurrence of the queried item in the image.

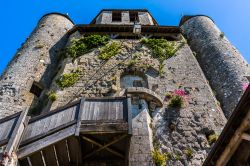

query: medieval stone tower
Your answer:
[0,9,249,166]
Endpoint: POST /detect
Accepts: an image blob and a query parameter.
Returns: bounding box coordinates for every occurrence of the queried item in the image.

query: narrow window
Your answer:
[112,11,122,22]
[129,11,138,22]
[30,82,43,97]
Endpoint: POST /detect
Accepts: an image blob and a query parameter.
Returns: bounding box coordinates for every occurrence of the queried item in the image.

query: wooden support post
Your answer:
[75,98,85,136]
[1,108,29,166]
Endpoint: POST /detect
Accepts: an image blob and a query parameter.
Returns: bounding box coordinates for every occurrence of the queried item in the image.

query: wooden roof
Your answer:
[203,86,250,165]
[68,24,181,40]
[71,24,180,34]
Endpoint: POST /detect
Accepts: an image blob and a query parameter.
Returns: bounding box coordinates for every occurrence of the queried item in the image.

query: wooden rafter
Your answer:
[82,134,127,159]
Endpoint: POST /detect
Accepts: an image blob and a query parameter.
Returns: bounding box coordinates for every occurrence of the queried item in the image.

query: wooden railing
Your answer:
[0,97,132,162]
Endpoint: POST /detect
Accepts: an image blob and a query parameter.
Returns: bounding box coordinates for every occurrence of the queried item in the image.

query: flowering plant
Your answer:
[166,89,188,108]
[242,83,249,91]
[173,89,186,97]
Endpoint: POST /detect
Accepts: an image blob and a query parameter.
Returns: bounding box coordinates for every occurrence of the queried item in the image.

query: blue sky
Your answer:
[0,0,250,74]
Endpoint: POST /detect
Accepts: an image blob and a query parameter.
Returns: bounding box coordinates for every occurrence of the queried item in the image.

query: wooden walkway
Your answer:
[0,97,132,166]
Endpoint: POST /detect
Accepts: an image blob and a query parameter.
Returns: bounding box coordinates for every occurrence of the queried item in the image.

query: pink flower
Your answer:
[173,89,186,97]
[242,83,249,91]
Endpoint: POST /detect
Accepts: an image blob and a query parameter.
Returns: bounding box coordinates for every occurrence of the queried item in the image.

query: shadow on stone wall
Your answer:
[28,34,70,116]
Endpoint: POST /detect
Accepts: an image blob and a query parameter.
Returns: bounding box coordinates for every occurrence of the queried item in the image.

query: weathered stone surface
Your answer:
[0,14,73,118]
[95,10,155,25]
[181,16,250,118]
[45,38,227,165]
[152,45,226,165]
[129,107,154,166]
[1,13,247,165]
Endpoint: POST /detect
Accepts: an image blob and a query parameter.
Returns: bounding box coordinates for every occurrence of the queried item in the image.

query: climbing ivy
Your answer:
[65,35,109,59]
[168,95,184,108]
[56,69,80,89]
[184,148,194,158]
[48,91,57,102]
[208,134,218,145]
[141,38,177,62]
[98,42,121,60]
[152,149,169,166]
[141,38,178,76]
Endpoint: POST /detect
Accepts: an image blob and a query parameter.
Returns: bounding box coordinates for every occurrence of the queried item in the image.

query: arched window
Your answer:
[120,71,148,89]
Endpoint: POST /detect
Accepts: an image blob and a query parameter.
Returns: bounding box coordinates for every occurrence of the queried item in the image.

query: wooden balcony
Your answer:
[0,97,132,166]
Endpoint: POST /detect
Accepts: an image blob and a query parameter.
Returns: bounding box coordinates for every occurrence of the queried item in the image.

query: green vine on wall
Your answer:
[141,38,178,76]
[48,91,57,102]
[98,42,121,60]
[56,69,81,89]
[64,35,109,59]
[152,149,170,166]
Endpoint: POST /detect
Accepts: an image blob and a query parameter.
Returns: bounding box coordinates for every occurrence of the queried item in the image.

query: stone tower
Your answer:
[0,9,249,166]
[0,13,74,118]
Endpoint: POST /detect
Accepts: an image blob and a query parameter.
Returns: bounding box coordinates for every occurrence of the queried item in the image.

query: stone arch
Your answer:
[119,70,148,89]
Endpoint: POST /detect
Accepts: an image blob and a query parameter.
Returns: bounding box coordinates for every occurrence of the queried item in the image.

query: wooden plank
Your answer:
[18,125,76,159]
[54,140,70,165]
[30,120,42,138]
[42,146,58,166]
[113,101,119,120]
[0,118,16,141]
[51,111,63,130]
[28,100,80,123]
[75,98,85,136]
[81,101,88,120]
[55,111,65,129]
[24,105,77,141]
[34,118,46,137]
[1,108,29,166]
[89,101,95,120]
[20,121,76,147]
[0,112,20,124]
[67,137,82,165]
[80,123,128,134]
[96,102,104,120]
[29,152,44,166]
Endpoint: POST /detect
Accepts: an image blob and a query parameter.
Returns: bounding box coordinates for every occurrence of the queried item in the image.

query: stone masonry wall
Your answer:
[0,14,73,118]
[181,16,250,118]
[152,44,227,165]
[95,11,154,25]
[45,35,226,165]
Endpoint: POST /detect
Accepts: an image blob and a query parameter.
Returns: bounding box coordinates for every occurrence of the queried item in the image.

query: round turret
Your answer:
[0,13,74,118]
[180,15,250,118]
